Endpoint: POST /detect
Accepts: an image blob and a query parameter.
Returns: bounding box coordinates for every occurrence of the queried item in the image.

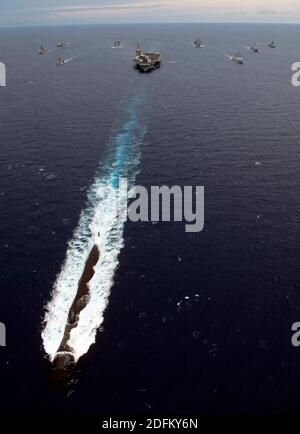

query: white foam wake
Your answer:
[42,97,145,362]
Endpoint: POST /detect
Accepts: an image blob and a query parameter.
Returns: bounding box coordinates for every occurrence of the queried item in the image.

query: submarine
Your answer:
[52,240,100,379]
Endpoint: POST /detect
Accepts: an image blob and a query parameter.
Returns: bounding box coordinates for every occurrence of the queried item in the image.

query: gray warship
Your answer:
[134,45,161,73]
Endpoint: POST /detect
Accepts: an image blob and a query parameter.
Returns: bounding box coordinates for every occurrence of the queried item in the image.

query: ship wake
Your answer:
[42,92,145,363]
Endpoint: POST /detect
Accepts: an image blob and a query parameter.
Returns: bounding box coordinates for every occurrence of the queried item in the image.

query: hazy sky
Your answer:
[1,0,300,27]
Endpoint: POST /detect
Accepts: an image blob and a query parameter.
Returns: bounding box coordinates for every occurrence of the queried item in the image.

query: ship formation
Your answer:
[37,34,280,377]
[38,37,279,70]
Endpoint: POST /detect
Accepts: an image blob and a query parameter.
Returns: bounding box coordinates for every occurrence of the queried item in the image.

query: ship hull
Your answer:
[135,61,161,73]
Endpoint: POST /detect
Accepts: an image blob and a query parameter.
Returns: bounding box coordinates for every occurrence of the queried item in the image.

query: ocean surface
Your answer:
[0,23,299,415]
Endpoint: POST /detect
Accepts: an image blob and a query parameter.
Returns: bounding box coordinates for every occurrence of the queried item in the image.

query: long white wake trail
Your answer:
[42,92,145,362]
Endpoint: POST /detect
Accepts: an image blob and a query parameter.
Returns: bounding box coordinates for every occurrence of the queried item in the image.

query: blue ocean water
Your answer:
[0,23,299,415]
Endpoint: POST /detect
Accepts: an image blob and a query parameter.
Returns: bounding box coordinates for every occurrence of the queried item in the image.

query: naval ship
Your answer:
[52,233,101,379]
[112,40,122,48]
[194,38,204,48]
[231,52,244,64]
[38,46,48,55]
[134,45,161,72]
[56,57,65,66]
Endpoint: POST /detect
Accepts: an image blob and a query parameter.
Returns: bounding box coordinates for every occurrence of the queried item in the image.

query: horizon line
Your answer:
[0,21,300,29]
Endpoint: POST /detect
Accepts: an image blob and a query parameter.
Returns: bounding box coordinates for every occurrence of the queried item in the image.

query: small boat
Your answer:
[250,45,259,53]
[57,41,65,48]
[232,52,244,64]
[194,38,204,48]
[134,45,161,73]
[38,46,48,55]
[112,40,122,49]
[268,41,276,48]
[56,57,65,66]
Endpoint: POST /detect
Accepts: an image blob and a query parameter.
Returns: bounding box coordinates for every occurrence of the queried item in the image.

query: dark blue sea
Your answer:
[0,23,299,416]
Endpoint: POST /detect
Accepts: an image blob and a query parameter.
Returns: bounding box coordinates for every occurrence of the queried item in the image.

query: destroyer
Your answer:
[38,46,48,55]
[134,44,161,73]
[231,52,244,64]
[112,40,122,48]
[194,38,204,48]
[56,57,65,66]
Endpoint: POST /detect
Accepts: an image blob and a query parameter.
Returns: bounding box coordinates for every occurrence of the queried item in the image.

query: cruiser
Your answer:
[232,52,244,64]
[38,46,48,55]
[194,38,204,48]
[268,41,276,48]
[112,40,122,48]
[56,57,65,66]
[134,45,161,73]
